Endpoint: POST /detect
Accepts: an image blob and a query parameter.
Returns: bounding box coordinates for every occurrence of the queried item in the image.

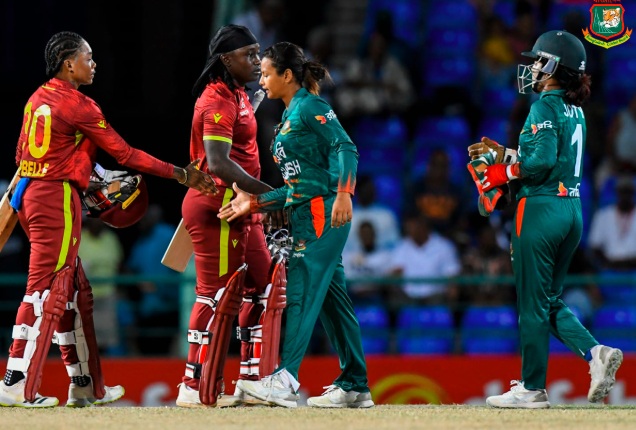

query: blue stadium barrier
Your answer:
[594,305,636,352]
[414,116,471,148]
[355,305,390,354]
[462,306,519,354]
[493,0,516,27]
[353,116,408,149]
[598,271,636,305]
[396,306,454,354]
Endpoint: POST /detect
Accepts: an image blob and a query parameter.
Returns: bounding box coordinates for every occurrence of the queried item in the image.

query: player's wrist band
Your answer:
[502,149,518,165]
[178,167,188,185]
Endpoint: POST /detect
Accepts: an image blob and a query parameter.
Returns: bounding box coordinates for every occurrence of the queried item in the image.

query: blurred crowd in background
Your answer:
[1,0,636,357]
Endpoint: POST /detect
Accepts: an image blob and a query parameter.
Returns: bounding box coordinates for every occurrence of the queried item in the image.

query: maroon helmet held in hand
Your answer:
[83,174,148,228]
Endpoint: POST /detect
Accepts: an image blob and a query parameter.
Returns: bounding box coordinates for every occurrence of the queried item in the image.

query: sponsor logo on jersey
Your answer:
[315,115,327,124]
[213,113,223,123]
[295,240,306,252]
[325,110,337,120]
[97,120,107,129]
[273,141,287,163]
[531,124,538,134]
[232,239,239,248]
[558,182,568,197]
[531,121,552,134]
[582,3,632,49]
[281,120,292,135]
[569,183,581,197]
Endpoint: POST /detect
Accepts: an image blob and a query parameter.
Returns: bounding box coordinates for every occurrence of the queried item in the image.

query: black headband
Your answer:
[192,25,258,96]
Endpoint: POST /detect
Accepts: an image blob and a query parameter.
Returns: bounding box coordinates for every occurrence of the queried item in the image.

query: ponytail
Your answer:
[556,67,592,106]
[263,42,332,95]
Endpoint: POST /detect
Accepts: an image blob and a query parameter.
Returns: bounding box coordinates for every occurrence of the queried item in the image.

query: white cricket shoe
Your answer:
[234,383,269,406]
[0,379,59,408]
[307,385,374,408]
[588,345,623,403]
[236,373,299,408]
[175,383,240,408]
[66,380,125,407]
[486,380,550,409]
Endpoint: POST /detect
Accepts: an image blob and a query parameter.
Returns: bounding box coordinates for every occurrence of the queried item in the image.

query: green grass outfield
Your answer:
[2,405,636,430]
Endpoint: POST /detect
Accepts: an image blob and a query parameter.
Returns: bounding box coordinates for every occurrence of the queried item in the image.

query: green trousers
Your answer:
[511,195,598,390]
[276,193,370,393]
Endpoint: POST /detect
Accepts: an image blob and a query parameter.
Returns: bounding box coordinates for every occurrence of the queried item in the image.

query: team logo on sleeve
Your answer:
[97,120,107,129]
[582,3,632,48]
[213,113,223,123]
[281,120,292,135]
[295,240,306,252]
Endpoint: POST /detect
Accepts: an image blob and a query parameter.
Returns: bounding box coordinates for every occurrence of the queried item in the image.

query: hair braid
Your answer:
[44,32,85,78]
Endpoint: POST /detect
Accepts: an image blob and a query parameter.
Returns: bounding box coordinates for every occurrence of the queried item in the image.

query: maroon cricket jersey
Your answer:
[15,77,173,191]
[189,80,260,189]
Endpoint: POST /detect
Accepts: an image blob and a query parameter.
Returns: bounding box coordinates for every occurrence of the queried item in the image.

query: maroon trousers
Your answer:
[181,187,270,389]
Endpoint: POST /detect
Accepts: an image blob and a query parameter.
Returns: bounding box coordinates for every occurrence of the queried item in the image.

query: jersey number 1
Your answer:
[571,124,582,178]
[23,102,52,159]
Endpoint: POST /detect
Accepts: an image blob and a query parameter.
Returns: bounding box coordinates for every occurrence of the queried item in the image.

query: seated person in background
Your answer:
[461,225,514,306]
[336,32,414,117]
[389,214,460,304]
[589,176,636,271]
[343,221,392,300]
[346,175,400,252]
[413,150,463,235]
[78,216,124,354]
[607,94,636,173]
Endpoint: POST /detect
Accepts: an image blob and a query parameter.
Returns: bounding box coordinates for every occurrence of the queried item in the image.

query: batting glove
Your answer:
[468,137,518,165]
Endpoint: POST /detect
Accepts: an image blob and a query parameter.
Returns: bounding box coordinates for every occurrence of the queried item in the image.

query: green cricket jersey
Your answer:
[517,89,586,199]
[253,88,359,211]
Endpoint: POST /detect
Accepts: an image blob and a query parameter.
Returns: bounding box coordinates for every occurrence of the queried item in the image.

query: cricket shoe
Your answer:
[175,383,240,408]
[234,383,269,406]
[66,380,125,407]
[0,379,59,408]
[307,385,374,408]
[588,345,623,403]
[236,373,299,408]
[486,380,550,409]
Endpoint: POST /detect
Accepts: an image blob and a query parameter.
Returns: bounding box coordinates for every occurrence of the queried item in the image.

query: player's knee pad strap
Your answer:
[187,330,210,345]
[239,359,260,376]
[52,290,91,377]
[236,325,262,343]
[185,362,202,379]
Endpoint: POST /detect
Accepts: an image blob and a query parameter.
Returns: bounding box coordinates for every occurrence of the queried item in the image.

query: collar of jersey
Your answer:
[49,77,76,90]
[283,88,310,121]
[540,89,566,99]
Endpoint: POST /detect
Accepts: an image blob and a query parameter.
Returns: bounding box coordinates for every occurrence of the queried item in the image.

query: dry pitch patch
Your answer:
[1,405,635,430]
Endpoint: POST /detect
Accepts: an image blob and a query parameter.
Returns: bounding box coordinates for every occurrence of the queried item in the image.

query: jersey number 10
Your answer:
[571,124,583,178]
[23,102,52,159]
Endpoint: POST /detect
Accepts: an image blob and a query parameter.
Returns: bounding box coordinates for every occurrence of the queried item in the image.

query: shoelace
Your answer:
[261,375,274,388]
[508,380,525,393]
[321,385,341,396]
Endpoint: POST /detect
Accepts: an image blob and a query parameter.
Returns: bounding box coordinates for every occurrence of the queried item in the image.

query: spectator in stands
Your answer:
[389,214,460,303]
[78,216,124,353]
[412,150,463,236]
[479,16,515,86]
[343,221,392,300]
[232,0,284,51]
[336,32,414,117]
[461,225,514,305]
[589,176,636,271]
[607,93,636,173]
[346,175,400,252]
[127,205,180,355]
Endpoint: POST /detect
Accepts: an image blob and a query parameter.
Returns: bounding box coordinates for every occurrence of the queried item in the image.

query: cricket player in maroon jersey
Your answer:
[0,31,216,408]
[177,25,282,408]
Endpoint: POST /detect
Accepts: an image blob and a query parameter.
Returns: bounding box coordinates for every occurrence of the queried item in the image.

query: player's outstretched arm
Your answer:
[173,159,219,196]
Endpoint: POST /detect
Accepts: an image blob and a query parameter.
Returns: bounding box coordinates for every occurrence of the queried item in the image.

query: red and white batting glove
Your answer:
[483,163,521,192]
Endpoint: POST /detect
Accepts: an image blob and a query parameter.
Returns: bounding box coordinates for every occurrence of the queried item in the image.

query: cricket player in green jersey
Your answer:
[218,42,373,409]
[469,30,623,408]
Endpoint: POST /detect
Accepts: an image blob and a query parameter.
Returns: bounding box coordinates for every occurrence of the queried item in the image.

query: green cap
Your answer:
[522,30,587,73]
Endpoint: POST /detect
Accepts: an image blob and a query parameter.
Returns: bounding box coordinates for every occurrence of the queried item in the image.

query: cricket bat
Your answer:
[161,89,266,273]
[0,169,22,254]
